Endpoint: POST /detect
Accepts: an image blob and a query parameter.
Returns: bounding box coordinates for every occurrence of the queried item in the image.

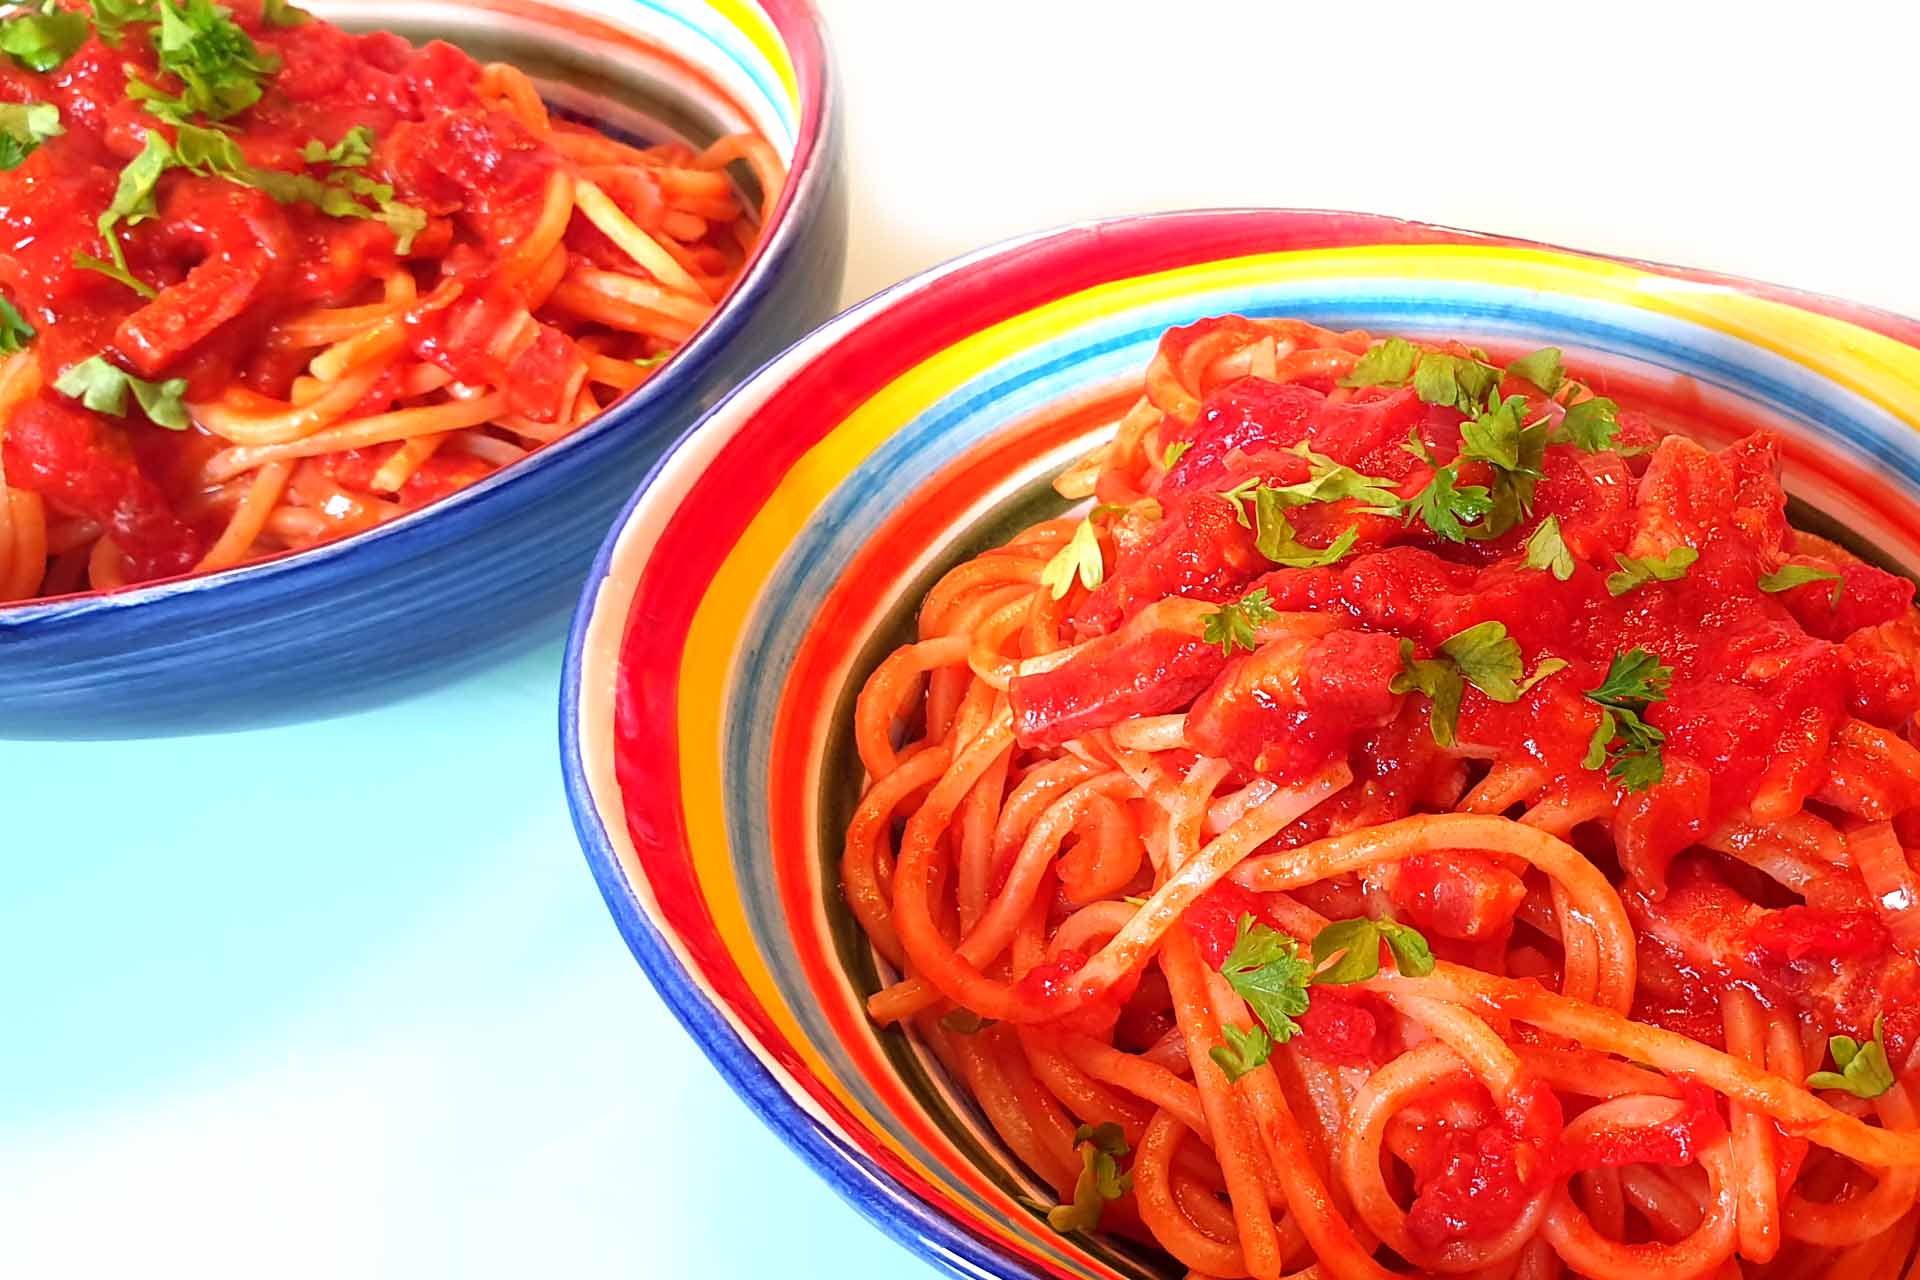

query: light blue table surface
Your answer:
[1,629,910,1277]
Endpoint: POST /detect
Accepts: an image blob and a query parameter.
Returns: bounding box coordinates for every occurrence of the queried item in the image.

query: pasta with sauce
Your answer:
[0,0,780,599]
[845,316,1920,1279]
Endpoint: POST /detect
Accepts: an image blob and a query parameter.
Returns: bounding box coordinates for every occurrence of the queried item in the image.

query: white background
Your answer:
[821,0,1920,316]
[6,4,1919,1279]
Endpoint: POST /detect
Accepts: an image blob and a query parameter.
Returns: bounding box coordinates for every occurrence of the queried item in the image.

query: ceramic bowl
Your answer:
[0,0,842,738]
[560,210,1920,1279]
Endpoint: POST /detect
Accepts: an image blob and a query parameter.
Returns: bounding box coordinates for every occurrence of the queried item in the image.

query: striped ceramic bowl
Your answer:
[560,210,1920,1279]
[0,0,841,737]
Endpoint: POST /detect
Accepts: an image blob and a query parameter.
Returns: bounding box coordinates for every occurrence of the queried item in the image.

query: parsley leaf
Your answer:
[1310,917,1435,984]
[1506,347,1565,395]
[91,0,158,44]
[1217,476,1260,527]
[260,0,308,25]
[1760,563,1845,607]
[1559,396,1622,452]
[53,354,190,428]
[1389,463,1494,543]
[1440,620,1567,702]
[0,292,34,353]
[1805,1017,1896,1100]
[0,101,60,170]
[87,126,175,287]
[72,251,157,298]
[1340,336,1417,388]
[1393,625,1565,747]
[1606,545,1698,597]
[301,125,374,168]
[1218,914,1313,1045]
[1160,438,1191,469]
[1251,497,1357,568]
[1391,637,1465,747]
[1045,1124,1131,1233]
[1582,647,1672,792]
[1412,352,1500,415]
[1208,1023,1272,1084]
[0,5,88,72]
[148,0,278,122]
[1267,440,1399,508]
[1200,587,1278,656]
[1523,515,1575,581]
[1039,517,1103,600]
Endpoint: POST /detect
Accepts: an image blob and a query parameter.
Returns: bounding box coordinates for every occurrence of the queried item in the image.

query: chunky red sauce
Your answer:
[0,0,755,591]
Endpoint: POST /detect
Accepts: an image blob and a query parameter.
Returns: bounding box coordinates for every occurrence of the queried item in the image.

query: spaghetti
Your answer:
[0,0,782,600]
[845,316,1920,1279]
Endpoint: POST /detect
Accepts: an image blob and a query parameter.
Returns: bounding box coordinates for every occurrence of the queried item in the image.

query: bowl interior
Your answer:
[569,218,1920,1280]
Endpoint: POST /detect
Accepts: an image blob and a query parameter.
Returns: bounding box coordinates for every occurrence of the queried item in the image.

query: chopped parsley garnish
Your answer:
[1339,336,1417,388]
[259,0,307,25]
[1311,916,1435,984]
[1505,347,1565,395]
[1391,622,1567,747]
[0,3,88,71]
[84,122,426,291]
[1218,443,1395,569]
[1217,915,1313,1047]
[301,125,373,168]
[1200,586,1278,655]
[1160,438,1192,469]
[1208,1022,1271,1084]
[1582,647,1672,792]
[0,100,60,170]
[1209,914,1436,1083]
[1606,545,1698,597]
[144,0,278,122]
[1039,517,1103,600]
[0,293,34,353]
[1559,395,1622,452]
[1268,440,1399,508]
[1042,1124,1131,1233]
[53,354,190,429]
[1412,351,1501,415]
[1760,563,1845,606]
[91,0,158,43]
[1251,498,1357,568]
[1218,475,1259,527]
[1806,1017,1895,1100]
[1523,514,1575,580]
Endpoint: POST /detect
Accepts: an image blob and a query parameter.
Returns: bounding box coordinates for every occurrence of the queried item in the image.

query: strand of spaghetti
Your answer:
[270,271,415,347]
[369,433,447,494]
[87,535,127,590]
[869,768,1135,1024]
[968,593,1043,690]
[1784,1084,1920,1244]
[478,62,550,133]
[956,747,1014,933]
[1721,987,1782,1263]
[500,169,574,286]
[1056,1032,1210,1137]
[1232,813,1635,1012]
[568,265,716,327]
[545,278,699,345]
[854,636,969,778]
[944,1024,1079,1194]
[1373,964,1920,1168]
[201,394,510,483]
[1539,1096,1739,1277]
[2,488,45,601]
[195,461,293,572]
[844,745,949,969]
[1015,1027,1151,1138]
[1338,1040,1548,1273]
[1161,926,1283,1279]
[571,178,707,298]
[1136,1111,1256,1278]
[919,550,1049,638]
[990,1025,1088,1196]
[191,350,397,446]
[695,133,784,225]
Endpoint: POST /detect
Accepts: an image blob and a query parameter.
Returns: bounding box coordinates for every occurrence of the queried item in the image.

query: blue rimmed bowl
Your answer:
[0,0,842,738]
[560,210,1920,1279]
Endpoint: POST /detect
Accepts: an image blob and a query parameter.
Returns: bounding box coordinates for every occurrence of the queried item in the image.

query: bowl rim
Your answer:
[0,0,838,628]
[558,206,1920,1280]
